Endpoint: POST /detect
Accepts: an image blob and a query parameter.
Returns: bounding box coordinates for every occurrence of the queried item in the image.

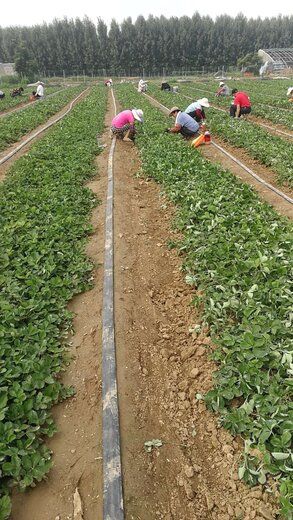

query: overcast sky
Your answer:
[1,0,292,28]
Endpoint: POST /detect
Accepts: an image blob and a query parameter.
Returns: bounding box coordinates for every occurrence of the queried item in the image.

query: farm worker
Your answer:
[216,81,230,96]
[138,78,148,93]
[184,98,210,124]
[230,88,251,118]
[10,87,24,97]
[161,82,171,91]
[35,81,45,100]
[111,108,144,142]
[165,106,200,139]
[0,90,5,99]
[287,87,293,102]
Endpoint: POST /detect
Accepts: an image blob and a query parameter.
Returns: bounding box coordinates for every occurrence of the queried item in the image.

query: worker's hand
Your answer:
[164,128,170,133]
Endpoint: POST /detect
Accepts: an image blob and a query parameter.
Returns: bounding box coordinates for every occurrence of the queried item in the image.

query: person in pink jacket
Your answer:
[111,108,144,141]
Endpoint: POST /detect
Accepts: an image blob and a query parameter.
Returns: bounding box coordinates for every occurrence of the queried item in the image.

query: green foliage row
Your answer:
[0,86,65,114]
[147,85,293,187]
[177,81,293,131]
[0,86,107,518]
[155,79,293,131]
[115,84,293,519]
[0,85,85,152]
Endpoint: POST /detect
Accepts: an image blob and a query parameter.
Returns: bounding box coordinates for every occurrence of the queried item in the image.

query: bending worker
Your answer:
[166,106,199,138]
[185,97,209,124]
[230,88,251,118]
[111,108,144,142]
[216,81,230,96]
[138,78,148,92]
[35,81,45,100]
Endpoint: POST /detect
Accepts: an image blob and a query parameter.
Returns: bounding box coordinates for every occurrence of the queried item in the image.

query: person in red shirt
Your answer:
[230,88,251,118]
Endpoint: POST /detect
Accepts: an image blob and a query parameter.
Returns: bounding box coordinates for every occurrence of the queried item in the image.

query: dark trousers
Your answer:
[180,127,198,138]
[186,110,201,122]
[230,105,251,117]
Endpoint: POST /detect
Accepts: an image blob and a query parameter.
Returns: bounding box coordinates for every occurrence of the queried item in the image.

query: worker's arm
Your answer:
[235,104,241,117]
[168,123,182,133]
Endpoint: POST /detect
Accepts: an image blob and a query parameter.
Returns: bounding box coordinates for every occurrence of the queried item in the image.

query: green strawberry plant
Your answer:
[0,85,86,152]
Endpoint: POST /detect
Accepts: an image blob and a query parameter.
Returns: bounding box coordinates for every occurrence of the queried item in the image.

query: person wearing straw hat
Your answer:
[111,108,144,142]
[216,81,230,97]
[165,106,200,139]
[184,98,210,125]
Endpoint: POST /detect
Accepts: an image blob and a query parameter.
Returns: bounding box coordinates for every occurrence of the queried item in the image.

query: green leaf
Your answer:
[271,452,290,461]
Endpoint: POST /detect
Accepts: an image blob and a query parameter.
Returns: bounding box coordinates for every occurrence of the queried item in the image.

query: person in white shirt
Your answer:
[138,79,148,92]
[35,81,44,100]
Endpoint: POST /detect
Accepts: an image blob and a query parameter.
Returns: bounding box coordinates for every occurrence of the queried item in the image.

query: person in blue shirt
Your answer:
[165,106,200,138]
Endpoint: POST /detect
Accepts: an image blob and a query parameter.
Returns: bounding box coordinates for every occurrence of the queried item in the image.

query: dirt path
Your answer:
[10,91,281,520]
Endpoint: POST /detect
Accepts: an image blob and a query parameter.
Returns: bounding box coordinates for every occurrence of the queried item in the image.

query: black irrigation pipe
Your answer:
[102,87,124,520]
[143,92,293,206]
[0,89,88,167]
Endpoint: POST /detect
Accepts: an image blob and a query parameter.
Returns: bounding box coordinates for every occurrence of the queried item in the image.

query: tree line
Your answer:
[0,13,292,77]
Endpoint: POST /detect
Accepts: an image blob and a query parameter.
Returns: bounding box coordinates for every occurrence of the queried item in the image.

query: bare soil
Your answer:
[6,89,287,520]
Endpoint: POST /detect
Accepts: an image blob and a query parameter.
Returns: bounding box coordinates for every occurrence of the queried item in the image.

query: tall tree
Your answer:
[14,41,38,80]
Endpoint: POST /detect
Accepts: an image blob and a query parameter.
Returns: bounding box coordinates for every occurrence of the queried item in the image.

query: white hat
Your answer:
[219,81,224,86]
[197,98,210,108]
[287,87,293,96]
[132,108,144,123]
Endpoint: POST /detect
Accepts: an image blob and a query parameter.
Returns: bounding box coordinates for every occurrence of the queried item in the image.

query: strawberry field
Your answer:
[175,79,293,130]
[0,85,85,152]
[146,84,293,187]
[0,85,65,113]
[0,78,292,519]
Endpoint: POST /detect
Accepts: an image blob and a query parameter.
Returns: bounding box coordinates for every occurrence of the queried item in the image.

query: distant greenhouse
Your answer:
[258,48,293,74]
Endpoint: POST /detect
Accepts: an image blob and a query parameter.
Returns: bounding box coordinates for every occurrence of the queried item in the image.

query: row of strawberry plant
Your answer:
[175,78,293,109]
[147,85,293,187]
[0,85,107,519]
[0,85,86,152]
[116,84,293,519]
[176,82,293,130]
[0,85,64,113]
